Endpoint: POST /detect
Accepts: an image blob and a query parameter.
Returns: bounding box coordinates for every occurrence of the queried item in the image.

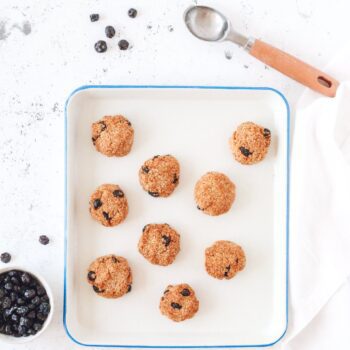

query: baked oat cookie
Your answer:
[91,115,134,157]
[229,121,271,165]
[205,240,246,280]
[87,254,132,298]
[194,172,235,216]
[138,224,180,266]
[159,283,199,322]
[139,155,180,197]
[89,184,128,227]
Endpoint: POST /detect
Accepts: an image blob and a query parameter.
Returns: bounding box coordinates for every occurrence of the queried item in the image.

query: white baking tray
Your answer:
[64,86,289,348]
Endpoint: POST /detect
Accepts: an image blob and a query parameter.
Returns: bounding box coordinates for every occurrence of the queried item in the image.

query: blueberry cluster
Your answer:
[0,270,50,338]
[90,8,137,53]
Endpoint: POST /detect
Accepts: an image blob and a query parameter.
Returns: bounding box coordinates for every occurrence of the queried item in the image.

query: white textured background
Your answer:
[0,0,349,349]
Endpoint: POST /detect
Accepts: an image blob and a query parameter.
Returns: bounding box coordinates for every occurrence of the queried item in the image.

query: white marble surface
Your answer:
[0,0,349,349]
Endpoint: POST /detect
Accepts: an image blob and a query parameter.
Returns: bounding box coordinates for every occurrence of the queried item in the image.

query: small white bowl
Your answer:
[0,266,54,344]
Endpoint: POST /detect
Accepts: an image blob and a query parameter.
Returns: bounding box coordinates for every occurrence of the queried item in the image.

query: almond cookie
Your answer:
[229,121,271,165]
[89,184,128,227]
[87,254,132,298]
[159,283,199,322]
[139,155,180,197]
[205,240,246,280]
[138,224,180,266]
[194,172,235,216]
[92,115,134,157]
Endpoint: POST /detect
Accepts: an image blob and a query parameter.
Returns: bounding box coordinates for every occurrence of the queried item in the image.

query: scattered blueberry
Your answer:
[142,225,148,232]
[162,235,171,247]
[113,189,124,198]
[148,191,159,197]
[111,256,119,263]
[164,289,169,294]
[127,285,132,293]
[105,25,116,38]
[181,288,190,297]
[87,271,96,281]
[128,8,137,18]
[171,302,182,310]
[197,205,203,211]
[95,40,107,53]
[153,155,160,159]
[1,252,11,263]
[90,13,99,22]
[39,235,50,245]
[142,166,150,173]
[239,146,252,157]
[118,39,129,50]
[263,128,271,138]
[224,265,231,277]
[93,199,102,209]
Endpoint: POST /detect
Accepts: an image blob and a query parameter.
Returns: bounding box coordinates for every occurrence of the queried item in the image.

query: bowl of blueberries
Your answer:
[0,266,53,343]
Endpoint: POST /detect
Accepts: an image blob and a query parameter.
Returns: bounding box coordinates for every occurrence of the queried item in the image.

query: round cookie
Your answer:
[138,224,180,266]
[159,283,199,322]
[194,172,235,216]
[89,184,128,227]
[205,240,246,280]
[92,115,134,157]
[229,121,271,165]
[139,155,180,197]
[87,254,132,298]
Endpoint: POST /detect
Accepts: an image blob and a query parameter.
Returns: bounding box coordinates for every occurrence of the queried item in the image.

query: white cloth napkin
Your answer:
[279,46,350,349]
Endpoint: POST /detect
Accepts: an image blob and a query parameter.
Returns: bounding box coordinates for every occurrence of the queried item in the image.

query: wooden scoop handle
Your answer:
[249,39,339,97]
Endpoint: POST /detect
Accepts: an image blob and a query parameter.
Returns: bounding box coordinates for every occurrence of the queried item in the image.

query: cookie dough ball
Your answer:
[229,121,271,165]
[159,284,199,322]
[205,240,246,280]
[138,224,180,266]
[87,254,132,298]
[194,172,235,216]
[139,155,180,197]
[92,115,134,157]
[89,184,128,227]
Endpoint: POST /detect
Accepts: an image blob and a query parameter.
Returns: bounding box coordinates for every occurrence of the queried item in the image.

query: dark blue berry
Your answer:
[39,302,50,315]
[36,312,46,322]
[263,128,271,138]
[0,252,11,263]
[128,8,137,18]
[90,13,99,22]
[171,302,182,309]
[87,271,96,281]
[4,283,13,291]
[142,166,150,173]
[95,40,107,53]
[17,298,25,305]
[39,235,50,245]
[102,211,110,221]
[93,199,102,209]
[16,306,29,315]
[27,311,36,319]
[113,190,124,198]
[162,235,171,247]
[11,314,19,323]
[24,289,36,299]
[31,296,40,305]
[239,146,252,157]
[118,39,129,50]
[105,25,115,38]
[148,191,159,197]
[2,297,11,309]
[33,323,42,332]
[20,273,31,284]
[36,285,46,296]
[181,288,190,297]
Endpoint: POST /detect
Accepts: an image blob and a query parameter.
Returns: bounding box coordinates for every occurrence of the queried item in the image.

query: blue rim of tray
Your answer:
[63,85,290,348]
